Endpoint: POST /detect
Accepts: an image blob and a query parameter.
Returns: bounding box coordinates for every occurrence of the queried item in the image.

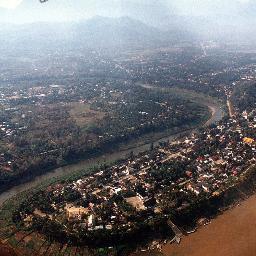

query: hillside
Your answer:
[0,16,188,51]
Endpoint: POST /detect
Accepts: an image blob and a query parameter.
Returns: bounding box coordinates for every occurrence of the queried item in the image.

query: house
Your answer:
[243,137,254,145]
[66,206,88,222]
[125,196,146,211]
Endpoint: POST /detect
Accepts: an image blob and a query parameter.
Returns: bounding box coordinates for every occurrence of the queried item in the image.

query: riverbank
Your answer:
[0,96,224,206]
[0,93,224,256]
[130,165,256,256]
[162,191,256,256]
[0,125,200,206]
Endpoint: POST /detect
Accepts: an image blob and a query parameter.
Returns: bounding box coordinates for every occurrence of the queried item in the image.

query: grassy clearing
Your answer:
[68,102,105,128]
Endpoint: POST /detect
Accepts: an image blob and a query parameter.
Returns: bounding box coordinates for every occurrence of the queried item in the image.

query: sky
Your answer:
[0,0,22,9]
[0,0,255,24]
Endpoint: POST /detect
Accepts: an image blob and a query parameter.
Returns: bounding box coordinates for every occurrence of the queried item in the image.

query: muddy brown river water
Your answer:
[162,194,256,256]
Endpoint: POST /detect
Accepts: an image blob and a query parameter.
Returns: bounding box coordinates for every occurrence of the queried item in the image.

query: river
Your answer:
[162,194,256,256]
[0,101,224,206]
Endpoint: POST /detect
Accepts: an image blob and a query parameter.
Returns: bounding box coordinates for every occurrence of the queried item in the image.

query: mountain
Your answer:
[0,16,192,53]
[75,16,167,47]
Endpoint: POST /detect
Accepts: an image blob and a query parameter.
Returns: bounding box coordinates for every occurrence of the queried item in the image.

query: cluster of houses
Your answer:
[24,100,255,234]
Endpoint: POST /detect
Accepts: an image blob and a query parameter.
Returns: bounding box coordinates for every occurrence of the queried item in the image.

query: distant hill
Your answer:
[0,16,192,52]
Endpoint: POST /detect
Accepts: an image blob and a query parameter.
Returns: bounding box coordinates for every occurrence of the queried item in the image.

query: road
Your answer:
[227,98,235,117]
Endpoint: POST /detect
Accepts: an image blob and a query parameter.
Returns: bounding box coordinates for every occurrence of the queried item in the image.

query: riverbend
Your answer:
[0,101,224,206]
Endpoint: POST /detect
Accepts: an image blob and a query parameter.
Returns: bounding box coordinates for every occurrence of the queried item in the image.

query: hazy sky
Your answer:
[0,0,22,9]
[0,0,254,24]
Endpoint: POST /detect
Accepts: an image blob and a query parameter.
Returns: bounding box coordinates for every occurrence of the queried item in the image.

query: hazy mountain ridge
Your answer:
[0,16,193,51]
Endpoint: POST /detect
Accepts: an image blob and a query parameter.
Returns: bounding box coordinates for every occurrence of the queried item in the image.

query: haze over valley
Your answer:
[0,1,255,256]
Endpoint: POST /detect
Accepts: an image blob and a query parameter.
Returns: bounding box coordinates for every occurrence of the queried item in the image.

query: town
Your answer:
[0,42,255,256]
[1,1,256,255]
[13,81,256,252]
